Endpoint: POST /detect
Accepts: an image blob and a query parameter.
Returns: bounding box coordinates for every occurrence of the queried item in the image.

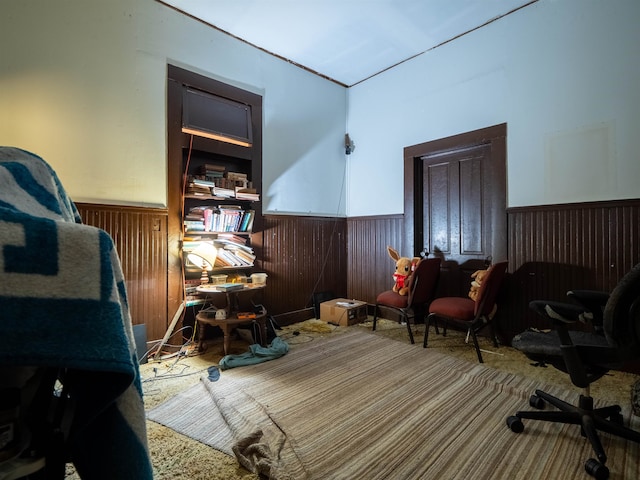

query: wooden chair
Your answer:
[424,261,508,362]
[373,257,441,344]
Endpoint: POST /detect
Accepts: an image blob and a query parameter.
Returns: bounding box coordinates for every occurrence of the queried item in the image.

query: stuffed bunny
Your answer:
[387,246,421,296]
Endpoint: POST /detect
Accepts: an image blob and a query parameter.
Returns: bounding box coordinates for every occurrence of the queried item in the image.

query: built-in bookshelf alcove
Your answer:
[166,65,263,329]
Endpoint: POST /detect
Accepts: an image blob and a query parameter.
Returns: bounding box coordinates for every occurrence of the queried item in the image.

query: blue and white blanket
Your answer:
[0,147,152,478]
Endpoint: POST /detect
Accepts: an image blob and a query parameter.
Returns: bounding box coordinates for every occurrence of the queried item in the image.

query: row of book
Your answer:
[184,206,255,233]
[183,236,256,268]
[186,176,260,201]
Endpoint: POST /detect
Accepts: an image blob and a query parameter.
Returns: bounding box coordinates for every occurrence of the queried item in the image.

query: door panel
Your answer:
[425,162,453,254]
[460,155,483,254]
[405,125,507,298]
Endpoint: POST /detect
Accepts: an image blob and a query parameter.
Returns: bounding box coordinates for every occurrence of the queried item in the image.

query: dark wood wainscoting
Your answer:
[344,201,640,344]
[73,198,639,349]
[261,215,347,323]
[503,198,640,341]
[76,203,168,343]
[346,215,406,305]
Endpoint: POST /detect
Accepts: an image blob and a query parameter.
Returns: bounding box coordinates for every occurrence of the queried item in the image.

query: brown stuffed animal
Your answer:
[387,246,420,296]
[468,268,490,301]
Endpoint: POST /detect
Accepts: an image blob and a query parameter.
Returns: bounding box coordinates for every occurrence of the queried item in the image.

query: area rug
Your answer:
[148,329,640,479]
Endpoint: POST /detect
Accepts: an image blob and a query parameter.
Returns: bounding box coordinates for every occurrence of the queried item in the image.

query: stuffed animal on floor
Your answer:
[468,268,490,301]
[387,246,420,296]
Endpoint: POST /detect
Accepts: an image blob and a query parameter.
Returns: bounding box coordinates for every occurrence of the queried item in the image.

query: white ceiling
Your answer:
[159,0,535,87]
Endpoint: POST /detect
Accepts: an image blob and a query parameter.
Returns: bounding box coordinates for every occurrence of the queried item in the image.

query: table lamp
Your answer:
[187,243,218,284]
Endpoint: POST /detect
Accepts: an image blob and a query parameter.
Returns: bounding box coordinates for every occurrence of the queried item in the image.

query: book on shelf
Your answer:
[226,171,247,180]
[215,283,244,292]
[186,184,213,196]
[217,232,248,244]
[183,221,205,233]
[226,246,256,264]
[239,209,255,232]
[197,164,226,174]
[212,186,236,198]
[235,187,260,201]
[191,177,217,188]
[215,248,243,267]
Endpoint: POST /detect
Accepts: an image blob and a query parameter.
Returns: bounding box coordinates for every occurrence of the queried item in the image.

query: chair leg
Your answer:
[423,313,434,348]
[470,329,484,363]
[372,304,379,331]
[405,313,415,344]
[490,322,500,348]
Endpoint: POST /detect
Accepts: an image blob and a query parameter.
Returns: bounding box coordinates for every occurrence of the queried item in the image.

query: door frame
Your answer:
[403,123,507,261]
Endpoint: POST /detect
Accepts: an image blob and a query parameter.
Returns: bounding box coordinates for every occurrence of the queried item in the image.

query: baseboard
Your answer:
[272,308,315,326]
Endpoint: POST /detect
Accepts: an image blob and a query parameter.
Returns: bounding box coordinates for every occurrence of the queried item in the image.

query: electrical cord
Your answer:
[305,154,347,311]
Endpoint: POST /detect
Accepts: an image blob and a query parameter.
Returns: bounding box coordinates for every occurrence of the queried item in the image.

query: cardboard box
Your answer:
[320,298,368,326]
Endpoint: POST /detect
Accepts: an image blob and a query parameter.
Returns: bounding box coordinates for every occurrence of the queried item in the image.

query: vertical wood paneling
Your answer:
[347,215,405,305]
[261,215,347,318]
[76,203,168,343]
[505,199,640,339]
[73,198,638,346]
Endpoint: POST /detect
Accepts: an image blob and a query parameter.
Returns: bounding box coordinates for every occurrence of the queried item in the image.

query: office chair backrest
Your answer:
[603,262,640,351]
[408,258,441,307]
[474,261,508,316]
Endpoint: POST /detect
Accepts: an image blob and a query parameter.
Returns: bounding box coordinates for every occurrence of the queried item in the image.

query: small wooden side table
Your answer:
[195,284,267,355]
[195,309,267,355]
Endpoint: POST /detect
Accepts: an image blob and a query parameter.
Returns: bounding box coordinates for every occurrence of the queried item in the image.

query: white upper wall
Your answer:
[346,0,640,215]
[2,0,638,217]
[1,0,347,215]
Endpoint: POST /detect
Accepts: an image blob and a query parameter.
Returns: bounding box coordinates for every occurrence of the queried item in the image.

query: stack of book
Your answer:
[212,183,236,198]
[186,177,215,196]
[226,171,249,189]
[182,238,256,269]
[197,164,226,181]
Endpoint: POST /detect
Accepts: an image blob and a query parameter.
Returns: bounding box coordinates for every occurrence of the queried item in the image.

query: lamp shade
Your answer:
[187,243,218,270]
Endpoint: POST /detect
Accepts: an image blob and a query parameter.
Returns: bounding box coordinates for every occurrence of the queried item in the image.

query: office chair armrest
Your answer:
[529,300,586,325]
[567,289,609,312]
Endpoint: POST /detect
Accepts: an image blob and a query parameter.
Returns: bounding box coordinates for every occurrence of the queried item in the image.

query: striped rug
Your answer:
[147,329,640,479]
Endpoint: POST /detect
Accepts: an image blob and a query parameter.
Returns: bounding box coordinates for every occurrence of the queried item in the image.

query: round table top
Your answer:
[196,283,265,294]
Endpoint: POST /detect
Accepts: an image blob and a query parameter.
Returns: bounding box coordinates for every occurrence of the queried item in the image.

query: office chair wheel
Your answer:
[585,458,609,480]
[529,394,545,409]
[506,416,524,433]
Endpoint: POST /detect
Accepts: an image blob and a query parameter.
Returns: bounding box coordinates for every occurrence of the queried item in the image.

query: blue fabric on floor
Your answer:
[219,337,289,370]
[207,366,220,381]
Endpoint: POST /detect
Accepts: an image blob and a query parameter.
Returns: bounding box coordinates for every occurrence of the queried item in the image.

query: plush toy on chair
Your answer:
[387,246,420,296]
[372,247,441,344]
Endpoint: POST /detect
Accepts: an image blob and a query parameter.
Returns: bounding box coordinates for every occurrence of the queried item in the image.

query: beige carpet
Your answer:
[147,325,640,479]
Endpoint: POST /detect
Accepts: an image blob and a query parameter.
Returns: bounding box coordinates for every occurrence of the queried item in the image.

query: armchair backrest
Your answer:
[408,258,441,307]
[603,262,640,351]
[474,261,508,316]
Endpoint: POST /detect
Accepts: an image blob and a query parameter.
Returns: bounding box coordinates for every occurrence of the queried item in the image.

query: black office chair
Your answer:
[506,262,640,480]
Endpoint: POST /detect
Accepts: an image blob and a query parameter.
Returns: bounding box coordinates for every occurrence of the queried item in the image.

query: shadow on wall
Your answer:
[498,262,592,342]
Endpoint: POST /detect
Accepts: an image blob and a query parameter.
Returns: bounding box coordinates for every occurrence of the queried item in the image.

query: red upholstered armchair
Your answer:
[372,258,441,344]
[424,261,508,362]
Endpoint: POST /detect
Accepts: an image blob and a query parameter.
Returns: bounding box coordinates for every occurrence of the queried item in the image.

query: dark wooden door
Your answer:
[404,124,507,297]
